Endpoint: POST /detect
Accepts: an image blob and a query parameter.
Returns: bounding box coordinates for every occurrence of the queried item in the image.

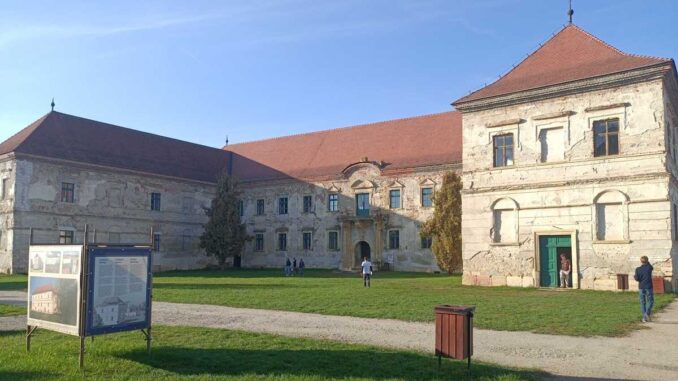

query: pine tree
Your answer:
[200,171,249,270]
[421,171,462,274]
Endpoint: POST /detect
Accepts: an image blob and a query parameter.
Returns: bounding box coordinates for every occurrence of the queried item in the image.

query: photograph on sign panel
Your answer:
[91,256,148,329]
[28,276,79,326]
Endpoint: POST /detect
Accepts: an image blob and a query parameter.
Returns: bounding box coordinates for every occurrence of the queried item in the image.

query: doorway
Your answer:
[538,236,572,287]
[355,241,371,266]
[233,255,242,268]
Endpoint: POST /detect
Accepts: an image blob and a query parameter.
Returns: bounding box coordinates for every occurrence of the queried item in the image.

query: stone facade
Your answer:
[458,77,677,291]
[0,155,216,273]
[240,162,458,272]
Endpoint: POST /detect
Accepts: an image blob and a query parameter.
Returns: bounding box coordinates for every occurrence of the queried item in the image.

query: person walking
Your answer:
[299,258,305,276]
[292,258,297,276]
[285,257,291,277]
[361,257,373,288]
[559,253,571,288]
[634,255,654,322]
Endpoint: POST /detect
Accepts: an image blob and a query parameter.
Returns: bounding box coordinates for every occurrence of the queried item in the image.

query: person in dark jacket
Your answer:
[634,256,654,322]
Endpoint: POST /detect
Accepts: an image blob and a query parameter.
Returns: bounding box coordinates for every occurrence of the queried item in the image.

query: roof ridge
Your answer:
[49,111,226,152]
[458,24,571,103]
[225,110,457,149]
[0,112,51,155]
[569,24,670,62]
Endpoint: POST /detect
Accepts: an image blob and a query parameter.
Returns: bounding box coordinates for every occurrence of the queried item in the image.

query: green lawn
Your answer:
[0,326,538,381]
[152,269,675,337]
[2,271,675,336]
[0,304,25,317]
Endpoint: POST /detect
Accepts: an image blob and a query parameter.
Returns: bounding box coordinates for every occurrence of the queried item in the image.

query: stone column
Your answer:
[374,217,383,263]
[341,221,353,270]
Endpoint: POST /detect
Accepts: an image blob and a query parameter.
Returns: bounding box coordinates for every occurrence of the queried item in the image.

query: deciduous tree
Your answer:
[421,171,462,274]
[200,171,249,269]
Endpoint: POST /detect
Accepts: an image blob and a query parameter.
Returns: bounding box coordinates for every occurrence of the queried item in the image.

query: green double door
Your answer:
[539,236,572,287]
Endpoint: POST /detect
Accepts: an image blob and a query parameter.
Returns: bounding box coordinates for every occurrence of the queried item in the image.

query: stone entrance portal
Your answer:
[355,241,371,267]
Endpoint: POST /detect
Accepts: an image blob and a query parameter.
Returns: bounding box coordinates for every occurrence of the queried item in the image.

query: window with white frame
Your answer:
[593,118,619,157]
[493,134,514,167]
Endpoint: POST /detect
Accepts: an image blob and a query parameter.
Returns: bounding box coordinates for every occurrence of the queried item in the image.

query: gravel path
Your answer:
[3,290,678,380]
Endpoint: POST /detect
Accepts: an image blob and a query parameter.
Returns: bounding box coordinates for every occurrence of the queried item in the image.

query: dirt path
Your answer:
[3,290,678,380]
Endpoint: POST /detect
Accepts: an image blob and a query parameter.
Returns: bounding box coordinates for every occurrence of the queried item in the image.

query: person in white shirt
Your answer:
[361,257,373,288]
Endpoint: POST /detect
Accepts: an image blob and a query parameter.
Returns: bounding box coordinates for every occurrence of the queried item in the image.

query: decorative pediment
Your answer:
[387,179,405,188]
[327,183,342,193]
[350,179,377,189]
[419,178,436,187]
[342,159,384,178]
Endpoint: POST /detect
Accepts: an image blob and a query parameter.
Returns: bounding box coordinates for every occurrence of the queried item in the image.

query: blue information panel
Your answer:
[85,247,152,336]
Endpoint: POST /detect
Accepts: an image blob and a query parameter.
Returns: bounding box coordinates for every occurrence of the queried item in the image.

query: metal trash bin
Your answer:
[616,274,629,290]
[434,304,475,371]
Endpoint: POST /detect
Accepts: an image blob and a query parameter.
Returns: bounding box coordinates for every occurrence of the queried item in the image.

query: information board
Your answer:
[27,245,83,336]
[84,247,152,336]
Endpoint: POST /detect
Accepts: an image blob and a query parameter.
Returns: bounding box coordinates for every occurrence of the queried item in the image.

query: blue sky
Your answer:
[1,0,677,147]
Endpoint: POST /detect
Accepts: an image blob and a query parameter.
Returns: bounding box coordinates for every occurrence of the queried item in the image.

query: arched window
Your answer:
[593,190,629,241]
[491,198,519,243]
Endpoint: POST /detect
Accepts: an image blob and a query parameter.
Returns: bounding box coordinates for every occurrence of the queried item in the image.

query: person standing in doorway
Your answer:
[559,253,571,288]
[299,258,305,276]
[634,256,654,322]
[361,257,373,288]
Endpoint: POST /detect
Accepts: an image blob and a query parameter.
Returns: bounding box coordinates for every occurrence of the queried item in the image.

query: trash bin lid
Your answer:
[434,304,476,314]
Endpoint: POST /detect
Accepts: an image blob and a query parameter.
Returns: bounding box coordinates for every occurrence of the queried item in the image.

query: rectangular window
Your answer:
[493,134,514,167]
[539,127,564,163]
[328,194,338,212]
[59,230,74,244]
[278,197,288,215]
[303,195,313,213]
[421,236,432,249]
[593,118,620,157]
[1,178,8,200]
[151,192,161,211]
[153,233,161,251]
[328,231,339,250]
[109,232,121,244]
[388,230,400,250]
[61,182,75,203]
[389,189,401,209]
[278,233,287,251]
[421,188,433,207]
[239,200,244,217]
[256,199,265,215]
[255,233,264,252]
[356,193,370,217]
[303,232,313,250]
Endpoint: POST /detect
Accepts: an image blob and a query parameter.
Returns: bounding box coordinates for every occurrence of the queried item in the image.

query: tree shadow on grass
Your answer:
[119,347,538,381]
[0,371,56,381]
[0,281,28,291]
[155,269,451,280]
[153,283,307,291]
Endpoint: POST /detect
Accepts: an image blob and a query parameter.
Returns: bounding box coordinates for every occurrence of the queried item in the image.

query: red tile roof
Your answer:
[0,112,231,183]
[454,24,671,105]
[226,111,461,182]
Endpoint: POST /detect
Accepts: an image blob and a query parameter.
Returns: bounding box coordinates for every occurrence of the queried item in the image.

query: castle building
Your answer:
[0,23,676,290]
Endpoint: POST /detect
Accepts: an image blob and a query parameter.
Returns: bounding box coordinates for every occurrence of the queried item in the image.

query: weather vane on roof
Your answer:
[225,135,229,146]
[568,0,574,24]
[50,98,55,111]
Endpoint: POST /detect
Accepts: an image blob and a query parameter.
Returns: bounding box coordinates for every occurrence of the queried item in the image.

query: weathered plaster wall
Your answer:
[7,157,217,273]
[239,164,456,272]
[461,79,675,290]
[0,157,16,273]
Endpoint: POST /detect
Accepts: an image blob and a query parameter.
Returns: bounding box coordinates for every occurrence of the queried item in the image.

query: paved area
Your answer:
[3,290,678,380]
